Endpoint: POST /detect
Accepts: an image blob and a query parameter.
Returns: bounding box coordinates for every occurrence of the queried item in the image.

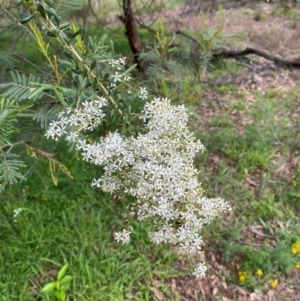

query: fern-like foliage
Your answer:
[33,104,62,129]
[0,98,32,145]
[0,51,17,71]
[0,71,44,102]
[0,152,27,192]
[0,98,33,191]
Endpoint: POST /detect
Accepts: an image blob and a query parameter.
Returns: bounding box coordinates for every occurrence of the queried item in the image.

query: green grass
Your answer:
[0,146,178,301]
[0,32,48,74]
[91,27,156,57]
[192,79,300,290]
[272,7,300,20]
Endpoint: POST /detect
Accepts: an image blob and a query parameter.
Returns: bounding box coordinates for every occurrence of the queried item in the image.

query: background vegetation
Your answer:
[1,0,300,300]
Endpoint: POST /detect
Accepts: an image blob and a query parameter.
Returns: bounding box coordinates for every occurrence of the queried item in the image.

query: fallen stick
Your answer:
[212,47,300,69]
[175,30,300,69]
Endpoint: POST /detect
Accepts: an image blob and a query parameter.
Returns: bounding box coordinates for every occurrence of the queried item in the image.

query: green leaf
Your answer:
[58,59,74,68]
[103,73,109,81]
[57,264,68,281]
[41,281,57,292]
[60,31,69,44]
[53,87,66,106]
[28,87,45,100]
[71,28,83,38]
[59,22,70,30]
[59,275,73,287]
[54,290,66,301]
[90,60,96,71]
[48,7,60,26]
[19,12,38,24]
[47,31,57,37]
[121,64,136,76]
[37,2,47,19]
[64,52,73,60]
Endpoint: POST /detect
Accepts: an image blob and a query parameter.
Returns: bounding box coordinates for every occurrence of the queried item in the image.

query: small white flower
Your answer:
[118,57,126,66]
[138,87,148,100]
[111,72,122,83]
[91,178,101,188]
[193,262,207,278]
[114,228,132,244]
[13,208,22,222]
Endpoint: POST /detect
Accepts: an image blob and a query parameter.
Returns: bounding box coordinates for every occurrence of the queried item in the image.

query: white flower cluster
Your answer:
[45,58,230,278]
[45,96,107,141]
[108,57,131,87]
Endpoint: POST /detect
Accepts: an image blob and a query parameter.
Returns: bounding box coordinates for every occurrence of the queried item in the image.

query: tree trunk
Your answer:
[120,0,145,73]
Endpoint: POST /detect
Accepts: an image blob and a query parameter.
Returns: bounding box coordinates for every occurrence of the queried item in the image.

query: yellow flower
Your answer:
[238,271,247,282]
[270,279,278,288]
[292,180,297,187]
[296,263,300,270]
[239,275,246,282]
[256,269,263,276]
[291,241,300,255]
[292,246,298,254]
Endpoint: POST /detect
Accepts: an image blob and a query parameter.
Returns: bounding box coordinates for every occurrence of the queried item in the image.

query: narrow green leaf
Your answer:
[41,281,56,292]
[71,28,83,38]
[90,60,96,71]
[103,73,109,81]
[110,40,114,54]
[19,12,37,24]
[121,64,136,76]
[64,52,73,60]
[57,264,68,281]
[48,7,60,26]
[53,88,66,106]
[47,31,57,37]
[84,81,92,88]
[28,87,45,100]
[99,34,108,45]
[60,31,69,44]
[58,59,74,68]
[37,2,47,19]
[59,22,70,30]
